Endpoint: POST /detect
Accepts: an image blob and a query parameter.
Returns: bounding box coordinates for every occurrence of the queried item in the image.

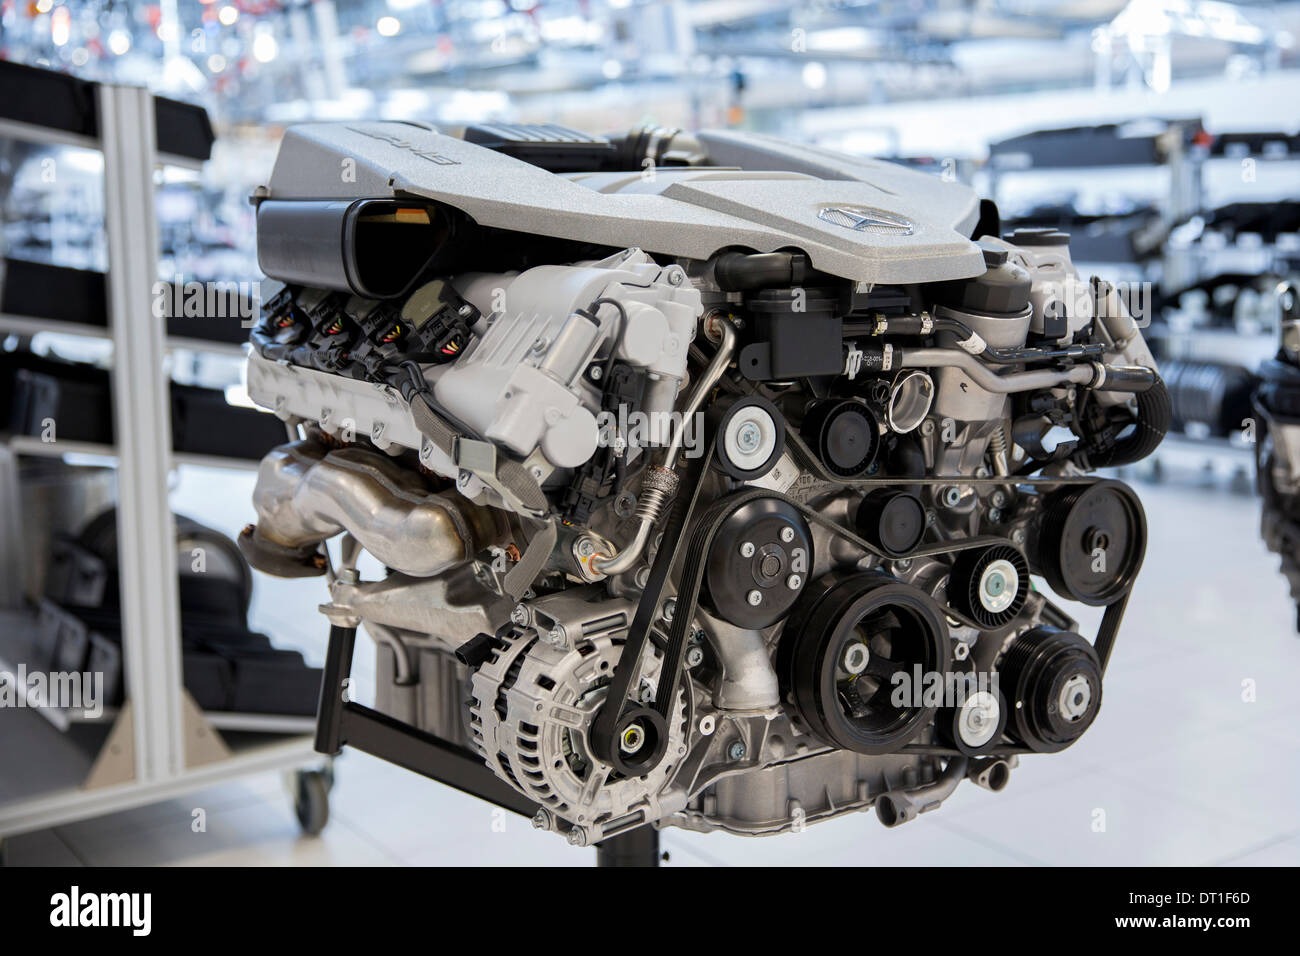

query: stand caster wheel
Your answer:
[293,768,332,836]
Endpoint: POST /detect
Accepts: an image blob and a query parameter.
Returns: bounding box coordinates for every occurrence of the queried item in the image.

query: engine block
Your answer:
[241,122,1167,847]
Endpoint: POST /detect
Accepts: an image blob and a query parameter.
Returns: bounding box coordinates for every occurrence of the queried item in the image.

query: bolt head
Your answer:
[842,642,869,675]
[727,740,747,761]
[510,604,529,625]
[739,541,756,558]
[786,573,802,590]
[735,421,761,452]
[685,645,704,668]
[662,598,676,622]
[746,589,763,606]
[780,526,796,543]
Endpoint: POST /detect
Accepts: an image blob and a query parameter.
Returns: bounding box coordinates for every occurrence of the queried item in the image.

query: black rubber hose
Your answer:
[713,251,836,291]
[1088,375,1171,468]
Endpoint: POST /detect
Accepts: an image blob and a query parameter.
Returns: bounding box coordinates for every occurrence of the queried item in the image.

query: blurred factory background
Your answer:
[0,0,1297,866]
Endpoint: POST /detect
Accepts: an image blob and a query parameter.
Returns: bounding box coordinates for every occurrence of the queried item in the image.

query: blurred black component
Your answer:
[45,537,109,607]
[171,383,288,461]
[462,122,616,172]
[31,599,123,707]
[989,121,1199,169]
[0,60,213,160]
[1,351,114,443]
[1001,204,1164,263]
[159,281,260,345]
[0,350,283,460]
[42,509,323,715]
[1252,284,1300,630]
[1,258,254,345]
[1005,227,1070,247]
[1207,131,1300,156]
[1162,359,1258,437]
[1201,201,1300,243]
[1,258,108,327]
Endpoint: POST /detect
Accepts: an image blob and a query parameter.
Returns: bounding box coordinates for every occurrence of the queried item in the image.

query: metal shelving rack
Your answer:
[0,79,328,848]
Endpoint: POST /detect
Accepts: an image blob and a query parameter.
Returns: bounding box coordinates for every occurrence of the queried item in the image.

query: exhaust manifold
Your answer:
[238,439,506,579]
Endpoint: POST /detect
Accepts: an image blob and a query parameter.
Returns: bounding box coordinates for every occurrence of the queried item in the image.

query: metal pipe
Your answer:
[665,317,736,469]
[875,756,969,827]
[591,318,736,576]
[901,348,1094,394]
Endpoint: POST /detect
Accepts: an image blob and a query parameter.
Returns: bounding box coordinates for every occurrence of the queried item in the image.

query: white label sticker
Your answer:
[747,450,800,493]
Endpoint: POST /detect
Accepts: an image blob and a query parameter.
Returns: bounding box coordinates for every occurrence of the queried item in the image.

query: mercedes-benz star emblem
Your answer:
[818,206,914,236]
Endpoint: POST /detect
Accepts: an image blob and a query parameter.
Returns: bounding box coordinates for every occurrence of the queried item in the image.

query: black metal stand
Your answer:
[315,624,536,816]
[314,623,659,865]
[596,827,661,867]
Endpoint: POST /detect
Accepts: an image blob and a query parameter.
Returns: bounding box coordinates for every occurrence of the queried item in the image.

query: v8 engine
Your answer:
[240,122,1167,847]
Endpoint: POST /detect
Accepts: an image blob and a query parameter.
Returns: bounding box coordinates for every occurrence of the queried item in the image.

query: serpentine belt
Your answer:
[593,398,1138,767]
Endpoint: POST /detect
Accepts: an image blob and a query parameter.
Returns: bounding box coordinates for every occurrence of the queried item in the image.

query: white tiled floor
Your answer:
[4,477,1299,866]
